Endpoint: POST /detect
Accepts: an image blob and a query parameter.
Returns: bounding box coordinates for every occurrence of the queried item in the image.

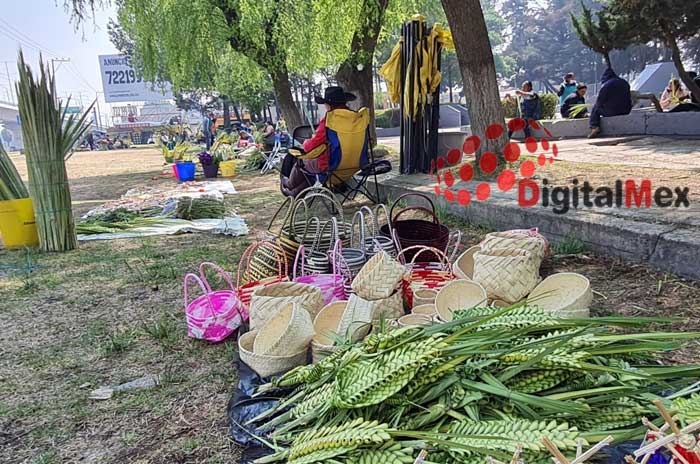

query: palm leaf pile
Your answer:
[0,140,28,200]
[568,104,590,119]
[244,306,700,464]
[15,51,94,251]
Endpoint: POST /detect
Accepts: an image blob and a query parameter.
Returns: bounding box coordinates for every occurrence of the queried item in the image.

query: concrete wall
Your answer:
[509,111,700,139]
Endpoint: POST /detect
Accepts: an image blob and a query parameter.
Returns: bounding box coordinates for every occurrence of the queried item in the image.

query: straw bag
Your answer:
[249,282,324,329]
[435,279,488,322]
[398,245,457,308]
[351,250,405,300]
[480,230,548,262]
[473,248,540,303]
[238,330,308,378]
[184,263,245,343]
[311,301,347,363]
[253,302,315,356]
[236,241,289,311]
[527,272,592,318]
[293,240,346,305]
[381,192,450,262]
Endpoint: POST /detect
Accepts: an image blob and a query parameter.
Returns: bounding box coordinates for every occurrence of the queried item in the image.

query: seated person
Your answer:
[588,68,632,138]
[557,72,578,106]
[668,73,700,113]
[660,78,690,111]
[262,120,276,150]
[280,86,356,197]
[237,130,255,148]
[561,83,588,119]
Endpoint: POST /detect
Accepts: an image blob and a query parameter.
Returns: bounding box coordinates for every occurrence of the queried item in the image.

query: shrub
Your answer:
[375,108,401,128]
[501,92,558,120]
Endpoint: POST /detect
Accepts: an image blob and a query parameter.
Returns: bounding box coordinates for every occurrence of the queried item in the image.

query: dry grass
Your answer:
[1,146,699,463]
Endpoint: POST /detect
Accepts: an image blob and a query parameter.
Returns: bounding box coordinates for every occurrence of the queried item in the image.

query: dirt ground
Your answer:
[1,147,699,463]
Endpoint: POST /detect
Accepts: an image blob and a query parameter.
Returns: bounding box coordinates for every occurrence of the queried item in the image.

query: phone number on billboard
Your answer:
[105,70,143,85]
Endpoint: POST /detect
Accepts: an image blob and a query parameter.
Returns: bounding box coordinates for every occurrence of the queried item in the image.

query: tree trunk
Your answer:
[603,52,612,71]
[334,0,389,145]
[665,31,700,99]
[222,96,230,129]
[441,0,507,167]
[232,102,242,122]
[271,67,303,130]
[448,67,454,103]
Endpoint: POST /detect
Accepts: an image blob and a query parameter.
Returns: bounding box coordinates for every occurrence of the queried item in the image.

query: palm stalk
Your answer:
[15,51,94,251]
[0,140,28,200]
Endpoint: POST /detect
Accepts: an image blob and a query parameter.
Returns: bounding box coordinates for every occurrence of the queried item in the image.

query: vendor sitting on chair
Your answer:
[280,86,357,197]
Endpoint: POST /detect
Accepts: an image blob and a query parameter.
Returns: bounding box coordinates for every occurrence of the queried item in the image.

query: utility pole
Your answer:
[1,61,14,104]
[50,58,70,104]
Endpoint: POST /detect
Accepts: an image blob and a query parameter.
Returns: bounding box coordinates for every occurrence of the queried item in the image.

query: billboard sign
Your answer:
[98,54,172,103]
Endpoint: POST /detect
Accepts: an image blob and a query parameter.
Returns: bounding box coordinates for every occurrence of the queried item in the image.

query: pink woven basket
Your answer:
[293,241,347,305]
[184,262,246,343]
[236,241,289,310]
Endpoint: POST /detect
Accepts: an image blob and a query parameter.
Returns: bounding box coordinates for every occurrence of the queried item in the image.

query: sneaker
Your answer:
[588,127,601,138]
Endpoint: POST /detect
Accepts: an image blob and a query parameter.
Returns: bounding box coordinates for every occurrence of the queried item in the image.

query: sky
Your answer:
[0,0,119,124]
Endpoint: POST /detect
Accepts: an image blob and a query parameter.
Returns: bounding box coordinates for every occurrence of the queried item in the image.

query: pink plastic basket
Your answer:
[184,262,246,342]
[293,241,346,305]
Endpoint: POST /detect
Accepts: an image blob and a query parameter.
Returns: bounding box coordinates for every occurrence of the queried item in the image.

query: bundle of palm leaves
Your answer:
[243,306,700,464]
[15,51,94,251]
[0,140,28,200]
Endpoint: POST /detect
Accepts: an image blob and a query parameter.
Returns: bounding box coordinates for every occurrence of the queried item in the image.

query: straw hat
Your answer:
[238,331,309,378]
[435,279,488,322]
[253,302,315,356]
[398,313,432,327]
[527,272,592,318]
[411,304,437,317]
[311,300,347,363]
[454,245,480,280]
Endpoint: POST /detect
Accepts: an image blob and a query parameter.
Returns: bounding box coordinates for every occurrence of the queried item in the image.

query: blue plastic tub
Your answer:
[175,162,196,182]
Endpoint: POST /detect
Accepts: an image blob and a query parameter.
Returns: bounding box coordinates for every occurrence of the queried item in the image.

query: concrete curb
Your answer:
[373,178,700,280]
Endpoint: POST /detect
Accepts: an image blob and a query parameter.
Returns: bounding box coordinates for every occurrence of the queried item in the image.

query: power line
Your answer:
[0,26,58,59]
[0,18,61,57]
[67,62,98,93]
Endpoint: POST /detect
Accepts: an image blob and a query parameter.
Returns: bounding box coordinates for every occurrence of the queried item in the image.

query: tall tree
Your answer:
[571,3,634,70]
[441,0,507,163]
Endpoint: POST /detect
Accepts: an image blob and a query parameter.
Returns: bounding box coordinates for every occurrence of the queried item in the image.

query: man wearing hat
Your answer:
[280,86,357,196]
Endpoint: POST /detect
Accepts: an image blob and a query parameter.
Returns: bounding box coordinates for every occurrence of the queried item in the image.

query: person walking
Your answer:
[202,112,213,150]
[557,72,578,106]
[561,84,588,118]
[588,68,632,138]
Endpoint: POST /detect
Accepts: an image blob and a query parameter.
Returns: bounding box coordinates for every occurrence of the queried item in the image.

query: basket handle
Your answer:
[267,196,293,236]
[292,244,307,280]
[306,217,323,254]
[358,205,377,237]
[373,203,392,237]
[315,216,339,254]
[198,262,236,293]
[184,272,214,312]
[389,192,437,225]
[445,230,462,263]
[391,206,440,226]
[349,210,367,249]
[395,245,453,272]
[328,238,343,275]
[329,238,353,282]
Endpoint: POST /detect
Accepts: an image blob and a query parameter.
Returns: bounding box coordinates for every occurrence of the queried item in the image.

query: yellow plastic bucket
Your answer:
[219,160,237,177]
[0,198,40,249]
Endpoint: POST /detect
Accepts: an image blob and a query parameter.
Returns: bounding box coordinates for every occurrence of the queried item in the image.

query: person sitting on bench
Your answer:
[588,68,632,138]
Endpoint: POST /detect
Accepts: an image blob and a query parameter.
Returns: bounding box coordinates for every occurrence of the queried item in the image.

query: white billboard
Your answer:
[98,54,172,103]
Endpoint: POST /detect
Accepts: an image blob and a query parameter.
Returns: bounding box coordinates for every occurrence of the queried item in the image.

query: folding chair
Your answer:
[260,123,286,175]
[286,108,391,204]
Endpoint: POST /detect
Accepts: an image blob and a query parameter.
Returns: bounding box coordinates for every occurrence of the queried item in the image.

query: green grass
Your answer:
[552,236,588,255]
[32,451,60,464]
[102,329,136,355]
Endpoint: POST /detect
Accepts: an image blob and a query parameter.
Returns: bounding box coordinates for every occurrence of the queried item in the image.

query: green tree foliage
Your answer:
[571,2,634,69]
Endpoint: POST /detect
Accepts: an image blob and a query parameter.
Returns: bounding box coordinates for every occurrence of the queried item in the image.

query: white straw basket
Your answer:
[253,302,315,356]
[238,330,308,378]
[249,282,324,329]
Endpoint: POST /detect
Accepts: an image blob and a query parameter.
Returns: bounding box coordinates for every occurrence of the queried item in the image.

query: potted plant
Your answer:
[198,151,220,178]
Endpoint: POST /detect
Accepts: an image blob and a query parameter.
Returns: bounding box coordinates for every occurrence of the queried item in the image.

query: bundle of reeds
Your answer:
[15,51,93,251]
[0,140,28,200]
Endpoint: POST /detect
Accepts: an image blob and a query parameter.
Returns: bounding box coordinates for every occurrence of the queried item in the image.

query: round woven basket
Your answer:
[311,300,347,363]
[435,279,488,322]
[351,250,405,300]
[411,304,437,317]
[472,248,540,303]
[398,313,433,327]
[413,288,437,307]
[454,245,480,280]
[250,282,324,329]
[238,330,309,378]
[253,302,315,356]
[527,272,592,318]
